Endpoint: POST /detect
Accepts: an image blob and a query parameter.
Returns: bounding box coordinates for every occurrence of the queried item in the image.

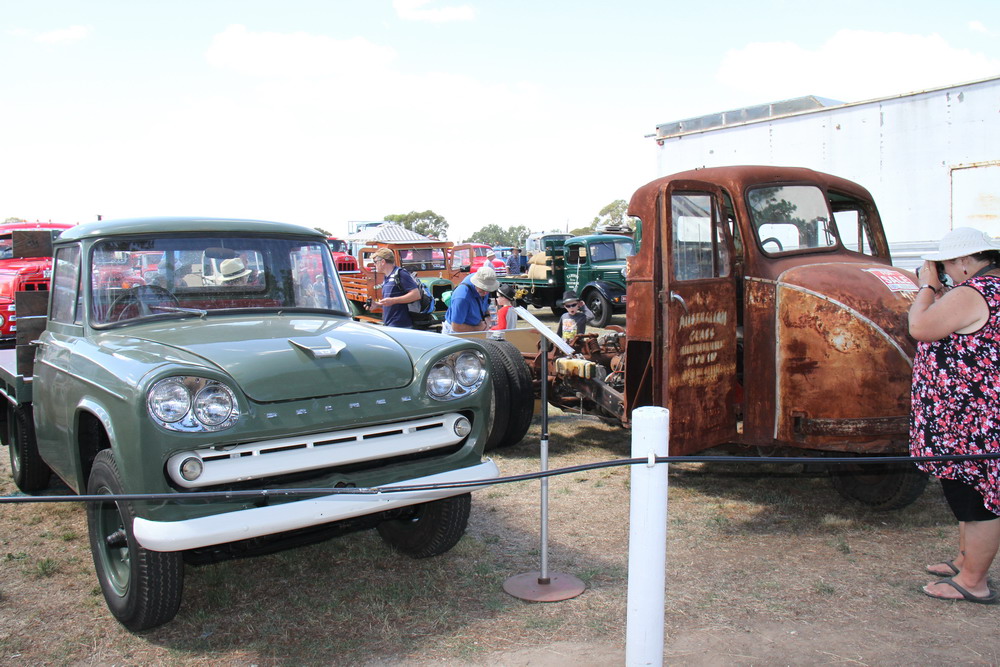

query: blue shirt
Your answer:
[445,276,489,328]
[382,266,419,328]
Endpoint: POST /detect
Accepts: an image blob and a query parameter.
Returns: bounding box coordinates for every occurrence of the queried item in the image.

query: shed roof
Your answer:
[347,223,429,243]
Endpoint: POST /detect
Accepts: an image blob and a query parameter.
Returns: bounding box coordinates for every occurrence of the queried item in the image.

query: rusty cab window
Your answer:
[671,193,730,281]
[747,185,837,254]
[829,190,882,257]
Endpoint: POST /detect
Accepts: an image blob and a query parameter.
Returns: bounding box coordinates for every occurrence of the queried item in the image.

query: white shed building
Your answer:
[653,75,1000,266]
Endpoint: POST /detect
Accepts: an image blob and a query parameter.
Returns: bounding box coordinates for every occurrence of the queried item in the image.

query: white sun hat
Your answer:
[470,265,499,292]
[921,227,1000,261]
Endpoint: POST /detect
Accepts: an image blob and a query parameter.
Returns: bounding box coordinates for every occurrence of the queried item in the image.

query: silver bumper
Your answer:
[133,458,499,552]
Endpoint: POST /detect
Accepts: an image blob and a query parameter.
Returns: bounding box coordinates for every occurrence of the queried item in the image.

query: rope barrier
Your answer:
[2,451,998,505]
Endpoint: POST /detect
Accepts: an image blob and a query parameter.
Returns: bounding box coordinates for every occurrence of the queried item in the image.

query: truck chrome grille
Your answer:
[166,413,469,488]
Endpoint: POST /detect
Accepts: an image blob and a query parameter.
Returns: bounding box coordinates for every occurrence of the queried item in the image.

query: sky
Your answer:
[2,1,999,242]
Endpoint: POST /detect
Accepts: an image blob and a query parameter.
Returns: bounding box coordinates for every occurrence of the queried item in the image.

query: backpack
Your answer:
[407,278,435,314]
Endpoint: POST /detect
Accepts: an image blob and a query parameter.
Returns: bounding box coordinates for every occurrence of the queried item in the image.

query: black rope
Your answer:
[2,451,997,505]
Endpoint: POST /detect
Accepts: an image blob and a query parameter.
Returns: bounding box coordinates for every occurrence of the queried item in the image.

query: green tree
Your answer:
[467,224,531,247]
[384,210,449,240]
[592,199,630,230]
[4,217,25,224]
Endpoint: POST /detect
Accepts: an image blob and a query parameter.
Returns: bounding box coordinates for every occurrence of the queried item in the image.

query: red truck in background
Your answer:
[450,243,508,277]
[328,237,360,273]
[0,222,74,344]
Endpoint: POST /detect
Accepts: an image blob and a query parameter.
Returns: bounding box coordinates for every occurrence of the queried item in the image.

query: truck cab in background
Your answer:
[0,222,74,344]
[551,165,924,509]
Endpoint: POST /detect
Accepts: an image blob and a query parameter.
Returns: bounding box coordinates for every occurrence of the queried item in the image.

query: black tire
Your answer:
[6,403,51,493]
[490,340,535,448]
[584,289,612,329]
[828,462,928,511]
[87,449,184,631]
[376,494,471,558]
[481,340,513,452]
[550,305,566,318]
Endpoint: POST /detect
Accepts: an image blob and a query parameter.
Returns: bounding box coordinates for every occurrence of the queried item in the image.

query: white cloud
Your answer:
[35,25,91,44]
[393,0,475,23]
[716,30,1000,104]
[969,20,991,35]
[206,24,396,80]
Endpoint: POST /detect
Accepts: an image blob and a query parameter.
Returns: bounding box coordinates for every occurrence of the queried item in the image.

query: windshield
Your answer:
[90,235,349,325]
[746,185,837,253]
[328,239,347,253]
[589,238,634,262]
[0,236,11,260]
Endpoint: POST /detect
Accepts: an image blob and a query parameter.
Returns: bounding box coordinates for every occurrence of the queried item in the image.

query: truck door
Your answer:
[659,182,739,455]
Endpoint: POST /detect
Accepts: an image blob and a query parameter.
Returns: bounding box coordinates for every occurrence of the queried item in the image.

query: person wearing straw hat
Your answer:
[909,227,1000,604]
[443,264,498,333]
[217,257,252,284]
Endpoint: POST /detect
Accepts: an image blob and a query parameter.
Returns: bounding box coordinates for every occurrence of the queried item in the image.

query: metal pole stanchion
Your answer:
[504,336,585,602]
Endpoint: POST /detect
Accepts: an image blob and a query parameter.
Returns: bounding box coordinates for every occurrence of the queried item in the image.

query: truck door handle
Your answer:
[670,291,689,314]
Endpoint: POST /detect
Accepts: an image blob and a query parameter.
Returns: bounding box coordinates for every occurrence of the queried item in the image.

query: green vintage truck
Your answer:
[0,218,509,631]
[500,233,634,327]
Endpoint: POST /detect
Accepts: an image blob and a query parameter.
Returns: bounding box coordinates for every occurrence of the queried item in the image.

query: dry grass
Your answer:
[2,410,998,665]
[1,311,998,665]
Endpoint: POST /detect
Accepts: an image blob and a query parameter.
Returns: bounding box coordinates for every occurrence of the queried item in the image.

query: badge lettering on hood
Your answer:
[289,336,347,358]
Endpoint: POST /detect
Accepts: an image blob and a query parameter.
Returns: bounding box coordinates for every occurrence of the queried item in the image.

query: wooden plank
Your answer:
[15,344,35,379]
[12,230,55,259]
[15,315,47,347]
[15,291,49,318]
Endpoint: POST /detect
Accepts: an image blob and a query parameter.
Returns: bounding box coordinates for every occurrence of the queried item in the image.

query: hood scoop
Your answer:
[289,336,347,359]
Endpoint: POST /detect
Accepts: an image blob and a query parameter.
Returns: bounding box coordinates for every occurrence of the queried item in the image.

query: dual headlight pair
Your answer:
[146,350,487,433]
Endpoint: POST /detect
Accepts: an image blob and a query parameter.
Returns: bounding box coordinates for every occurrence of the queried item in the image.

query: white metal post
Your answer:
[625,406,669,667]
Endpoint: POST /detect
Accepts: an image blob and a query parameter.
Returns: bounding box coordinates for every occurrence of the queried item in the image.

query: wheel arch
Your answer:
[580,280,625,302]
[73,400,116,491]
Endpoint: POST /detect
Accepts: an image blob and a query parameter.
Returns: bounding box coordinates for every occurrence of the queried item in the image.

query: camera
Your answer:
[917,262,949,286]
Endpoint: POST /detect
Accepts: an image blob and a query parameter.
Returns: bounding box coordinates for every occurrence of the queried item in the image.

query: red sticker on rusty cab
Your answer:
[863,268,918,292]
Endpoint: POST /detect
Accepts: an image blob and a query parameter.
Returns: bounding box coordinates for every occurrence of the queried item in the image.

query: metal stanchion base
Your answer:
[503,571,586,602]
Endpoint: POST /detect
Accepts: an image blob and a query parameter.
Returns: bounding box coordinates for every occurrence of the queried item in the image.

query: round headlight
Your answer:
[193,383,236,426]
[453,351,484,387]
[453,416,472,438]
[148,379,191,423]
[179,456,204,481]
[427,362,455,398]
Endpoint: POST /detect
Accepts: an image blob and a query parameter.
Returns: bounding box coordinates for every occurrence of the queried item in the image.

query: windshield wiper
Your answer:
[150,305,208,317]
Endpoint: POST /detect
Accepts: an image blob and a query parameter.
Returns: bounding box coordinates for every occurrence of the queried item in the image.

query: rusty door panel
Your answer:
[659,182,739,455]
[740,277,777,445]
[774,264,917,451]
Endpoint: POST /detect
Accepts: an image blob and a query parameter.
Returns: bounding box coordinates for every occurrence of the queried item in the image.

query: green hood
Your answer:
[100,316,415,402]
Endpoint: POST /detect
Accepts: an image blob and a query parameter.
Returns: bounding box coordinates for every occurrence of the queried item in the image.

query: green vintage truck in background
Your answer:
[500,233,633,327]
[0,218,518,631]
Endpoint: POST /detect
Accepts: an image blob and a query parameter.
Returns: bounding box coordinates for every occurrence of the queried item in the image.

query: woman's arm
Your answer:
[909,274,989,341]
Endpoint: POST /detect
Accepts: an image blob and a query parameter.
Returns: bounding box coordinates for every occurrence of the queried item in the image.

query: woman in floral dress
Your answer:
[909,227,1000,604]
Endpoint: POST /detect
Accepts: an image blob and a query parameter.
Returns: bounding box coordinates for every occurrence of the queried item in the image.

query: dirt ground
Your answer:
[3,408,999,666]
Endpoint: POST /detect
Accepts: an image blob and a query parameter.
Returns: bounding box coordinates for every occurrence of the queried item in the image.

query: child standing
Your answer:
[491,283,519,330]
[556,289,594,341]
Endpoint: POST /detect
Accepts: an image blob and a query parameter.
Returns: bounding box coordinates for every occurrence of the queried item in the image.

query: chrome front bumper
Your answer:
[134,459,499,552]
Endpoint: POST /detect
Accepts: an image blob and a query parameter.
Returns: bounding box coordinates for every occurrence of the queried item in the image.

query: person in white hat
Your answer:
[908,226,1000,604]
[217,257,252,284]
[443,265,498,333]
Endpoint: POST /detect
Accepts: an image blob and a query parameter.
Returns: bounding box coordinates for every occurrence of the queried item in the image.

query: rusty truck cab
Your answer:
[624,165,917,459]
